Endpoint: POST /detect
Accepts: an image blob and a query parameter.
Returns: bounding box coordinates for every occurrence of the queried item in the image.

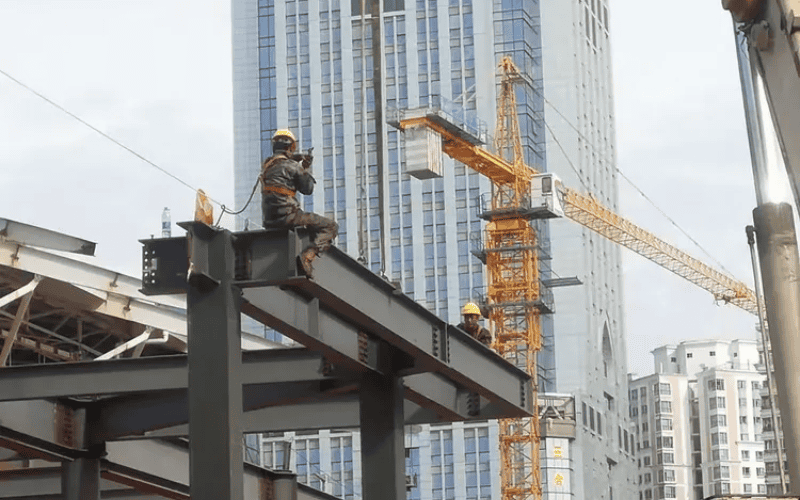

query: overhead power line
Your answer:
[0,66,258,228]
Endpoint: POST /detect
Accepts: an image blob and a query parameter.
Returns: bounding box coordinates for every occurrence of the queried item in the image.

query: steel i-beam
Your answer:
[181,222,243,500]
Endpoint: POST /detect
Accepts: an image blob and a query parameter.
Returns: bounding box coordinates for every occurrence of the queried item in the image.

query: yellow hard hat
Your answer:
[273,129,296,142]
[272,129,297,153]
[462,302,481,316]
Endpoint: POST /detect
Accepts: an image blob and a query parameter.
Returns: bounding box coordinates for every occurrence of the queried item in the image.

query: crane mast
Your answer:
[487,57,542,500]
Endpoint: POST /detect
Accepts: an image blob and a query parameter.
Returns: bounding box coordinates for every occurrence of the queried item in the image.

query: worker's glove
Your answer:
[292,150,314,169]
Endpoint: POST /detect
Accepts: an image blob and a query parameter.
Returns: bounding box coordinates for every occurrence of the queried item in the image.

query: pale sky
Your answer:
[0,0,779,378]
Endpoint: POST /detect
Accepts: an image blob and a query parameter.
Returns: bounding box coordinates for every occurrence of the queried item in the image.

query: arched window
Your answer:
[602,321,613,378]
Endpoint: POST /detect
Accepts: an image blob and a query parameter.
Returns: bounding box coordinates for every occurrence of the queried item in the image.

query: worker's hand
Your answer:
[292,153,313,169]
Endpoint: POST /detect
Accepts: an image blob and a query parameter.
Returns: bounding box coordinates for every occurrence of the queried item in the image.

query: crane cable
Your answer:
[536,90,736,277]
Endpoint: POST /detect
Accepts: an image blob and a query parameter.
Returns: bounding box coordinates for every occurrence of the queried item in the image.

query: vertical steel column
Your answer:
[747,225,788,492]
[61,458,100,500]
[186,224,243,500]
[359,372,405,500]
[753,202,800,492]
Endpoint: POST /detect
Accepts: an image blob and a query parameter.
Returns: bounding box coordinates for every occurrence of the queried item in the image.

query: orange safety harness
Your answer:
[262,185,297,197]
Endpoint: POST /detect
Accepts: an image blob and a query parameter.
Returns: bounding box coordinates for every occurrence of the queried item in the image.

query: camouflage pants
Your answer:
[262,200,338,253]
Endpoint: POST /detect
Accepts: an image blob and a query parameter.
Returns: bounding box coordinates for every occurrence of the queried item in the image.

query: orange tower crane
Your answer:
[486,57,542,500]
[397,55,758,500]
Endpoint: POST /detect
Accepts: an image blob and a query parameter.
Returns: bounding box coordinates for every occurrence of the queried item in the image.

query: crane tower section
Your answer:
[393,56,551,500]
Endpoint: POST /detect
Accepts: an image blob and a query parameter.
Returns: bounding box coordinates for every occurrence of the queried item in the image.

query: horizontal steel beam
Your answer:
[0,434,326,500]
[0,467,153,499]
[239,235,531,418]
[0,349,334,402]
[131,396,451,438]
[0,358,494,441]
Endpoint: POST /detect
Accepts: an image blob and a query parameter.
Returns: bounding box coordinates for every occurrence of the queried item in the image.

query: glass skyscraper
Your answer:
[233,0,633,498]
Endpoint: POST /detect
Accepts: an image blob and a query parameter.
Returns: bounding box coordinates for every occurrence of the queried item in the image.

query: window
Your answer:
[582,402,588,426]
[758,484,767,494]
[757,467,766,477]
[630,389,638,401]
[657,452,674,465]
[710,351,716,356]
[708,378,725,391]
[659,383,671,395]
[642,422,649,433]
[756,451,764,461]
[641,404,648,415]
[630,406,638,418]
[720,466,730,479]
[710,415,727,428]
[662,485,676,498]
[739,397,747,407]
[709,397,726,410]
[659,401,672,414]
[740,416,748,425]
[712,449,729,460]
[743,466,751,477]
[644,456,651,466]
[640,387,647,398]
[658,469,676,483]
[752,381,761,390]
[590,406,596,430]
[687,352,693,358]
[644,473,651,483]
[657,436,674,449]
[656,418,672,431]
[738,380,747,389]
[744,484,752,493]
[742,450,750,461]
[670,357,677,362]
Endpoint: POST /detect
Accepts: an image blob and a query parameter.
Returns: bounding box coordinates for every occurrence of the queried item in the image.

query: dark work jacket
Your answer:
[457,323,492,346]
[260,153,315,222]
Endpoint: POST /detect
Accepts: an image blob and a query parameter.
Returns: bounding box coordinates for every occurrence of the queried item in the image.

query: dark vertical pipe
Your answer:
[371,0,387,274]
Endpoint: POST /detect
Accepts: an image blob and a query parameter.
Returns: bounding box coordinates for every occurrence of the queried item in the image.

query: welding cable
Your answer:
[215,177,260,226]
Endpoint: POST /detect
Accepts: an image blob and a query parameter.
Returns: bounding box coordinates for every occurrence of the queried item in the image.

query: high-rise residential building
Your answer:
[232,0,631,498]
[756,339,790,495]
[630,339,770,499]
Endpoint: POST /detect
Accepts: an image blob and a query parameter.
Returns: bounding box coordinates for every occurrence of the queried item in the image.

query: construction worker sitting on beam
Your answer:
[458,302,492,346]
[260,129,339,278]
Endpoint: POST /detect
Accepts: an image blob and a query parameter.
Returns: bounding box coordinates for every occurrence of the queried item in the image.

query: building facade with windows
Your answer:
[756,339,790,495]
[539,0,634,498]
[232,0,632,498]
[630,339,769,499]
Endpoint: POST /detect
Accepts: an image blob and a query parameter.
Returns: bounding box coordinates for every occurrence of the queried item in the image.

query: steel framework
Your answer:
[0,221,533,499]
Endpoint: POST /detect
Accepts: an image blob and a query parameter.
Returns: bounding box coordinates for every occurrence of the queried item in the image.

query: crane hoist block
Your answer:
[403,125,444,179]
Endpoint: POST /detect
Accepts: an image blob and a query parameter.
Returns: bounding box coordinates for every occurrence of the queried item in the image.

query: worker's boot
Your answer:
[298,247,318,278]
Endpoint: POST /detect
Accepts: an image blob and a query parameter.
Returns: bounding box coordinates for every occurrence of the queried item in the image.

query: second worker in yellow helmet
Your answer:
[457,302,491,346]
